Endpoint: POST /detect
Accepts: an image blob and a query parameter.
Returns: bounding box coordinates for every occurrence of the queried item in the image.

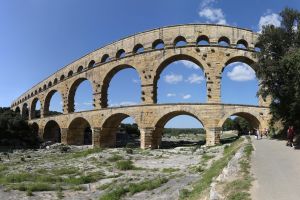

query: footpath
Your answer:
[251,137,300,200]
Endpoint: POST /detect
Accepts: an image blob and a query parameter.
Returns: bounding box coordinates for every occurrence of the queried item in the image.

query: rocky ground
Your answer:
[0,134,240,200]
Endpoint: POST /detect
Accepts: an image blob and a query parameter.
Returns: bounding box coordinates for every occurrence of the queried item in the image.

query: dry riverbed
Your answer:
[0,139,236,200]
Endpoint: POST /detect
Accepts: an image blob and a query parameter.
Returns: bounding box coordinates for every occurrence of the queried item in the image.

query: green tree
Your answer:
[0,107,40,148]
[255,7,300,130]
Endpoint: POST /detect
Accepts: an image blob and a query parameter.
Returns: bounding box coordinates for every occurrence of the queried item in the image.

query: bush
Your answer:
[115,160,135,170]
[0,107,40,148]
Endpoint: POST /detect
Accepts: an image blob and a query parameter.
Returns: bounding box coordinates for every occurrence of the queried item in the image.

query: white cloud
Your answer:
[83,102,93,106]
[186,74,205,84]
[201,0,217,8]
[164,73,183,84]
[227,64,256,81]
[258,12,281,32]
[132,79,140,84]
[199,7,227,25]
[182,94,192,99]
[178,60,199,69]
[109,101,137,107]
[166,93,176,97]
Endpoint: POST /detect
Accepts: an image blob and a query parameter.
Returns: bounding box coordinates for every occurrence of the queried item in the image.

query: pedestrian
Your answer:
[287,126,295,147]
[257,129,261,139]
[255,128,259,140]
[264,128,269,137]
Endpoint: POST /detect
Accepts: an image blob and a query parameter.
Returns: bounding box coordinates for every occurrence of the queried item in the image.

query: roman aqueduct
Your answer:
[11,24,271,149]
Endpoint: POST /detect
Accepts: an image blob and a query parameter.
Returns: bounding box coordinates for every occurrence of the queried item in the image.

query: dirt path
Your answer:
[251,137,300,200]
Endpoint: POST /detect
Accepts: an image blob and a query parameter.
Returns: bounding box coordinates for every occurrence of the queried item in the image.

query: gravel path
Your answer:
[251,137,300,200]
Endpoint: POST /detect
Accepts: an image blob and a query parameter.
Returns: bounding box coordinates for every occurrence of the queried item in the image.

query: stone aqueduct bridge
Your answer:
[11,24,270,149]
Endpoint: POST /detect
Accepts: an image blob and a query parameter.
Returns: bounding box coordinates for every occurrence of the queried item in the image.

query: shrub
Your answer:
[115,160,135,170]
[107,154,123,162]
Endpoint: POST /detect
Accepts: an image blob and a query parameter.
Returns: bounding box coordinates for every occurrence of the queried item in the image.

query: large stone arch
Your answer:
[223,55,256,72]
[98,112,140,148]
[67,77,94,113]
[15,106,21,114]
[30,97,42,119]
[218,110,263,130]
[67,117,92,145]
[44,89,64,116]
[153,53,208,103]
[21,103,29,119]
[43,120,61,143]
[100,64,142,108]
[150,109,206,148]
[219,54,258,103]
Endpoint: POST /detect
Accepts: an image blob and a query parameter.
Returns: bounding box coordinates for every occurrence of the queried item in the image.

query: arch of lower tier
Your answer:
[151,110,206,148]
[28,104,270,149]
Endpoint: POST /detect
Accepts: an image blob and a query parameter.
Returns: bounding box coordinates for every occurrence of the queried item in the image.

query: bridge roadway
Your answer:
[28,103,270,149]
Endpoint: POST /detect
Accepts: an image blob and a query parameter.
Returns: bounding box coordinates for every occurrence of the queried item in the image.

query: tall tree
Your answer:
[255,7,300,131]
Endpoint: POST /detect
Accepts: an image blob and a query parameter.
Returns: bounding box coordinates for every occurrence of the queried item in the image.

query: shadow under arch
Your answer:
[218,111,261,130]
[224,56,256,72]
[100,64,142,108]
[30,97,42,119]
[68,77,94,113]
[100,113,140,148]
[22,103,29,119]
[68,117,92,145]
[153,54,206,103]
[15,106,21,114]
[152,110,206,148]
[44,90,64,116]
[43,120,61,143]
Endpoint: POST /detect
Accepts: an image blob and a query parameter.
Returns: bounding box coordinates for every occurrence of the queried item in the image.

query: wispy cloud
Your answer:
[109,101,137,107]
[164,73,183,84]
[182,94,192,99]
[258,10,281,32]
[227,63,256,81]
[132,79,140,84]
[166,93,176,97]
[83,101,93,106]
[186,74,205,84]
[198,0,227,25]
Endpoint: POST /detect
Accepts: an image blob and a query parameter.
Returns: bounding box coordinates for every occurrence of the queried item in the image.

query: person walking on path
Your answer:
[287,126,295,147]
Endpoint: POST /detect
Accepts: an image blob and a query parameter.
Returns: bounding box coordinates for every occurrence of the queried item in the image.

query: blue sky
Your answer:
[1,0,299,128]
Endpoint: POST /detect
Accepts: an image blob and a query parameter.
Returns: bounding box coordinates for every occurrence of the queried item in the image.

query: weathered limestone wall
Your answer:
[10,24,271,149]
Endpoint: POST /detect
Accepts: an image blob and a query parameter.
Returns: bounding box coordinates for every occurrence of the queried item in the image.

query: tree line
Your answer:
[255,7,300,133]
[0,107,39,148]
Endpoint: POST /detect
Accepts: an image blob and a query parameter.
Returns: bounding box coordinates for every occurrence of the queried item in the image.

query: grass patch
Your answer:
[70,148,102,158]
[162,168,180,173]
[180,138,244,200]
[128,178,168,195]
[99,178,168,200]
[201,154,214,162]
[107,154,123,162]
[115,160,135,170]
[51,167,79,176]
[8,182,55,192]
[0,164,8,173]
[98,180,117,190]
[64,171,105,185]
[100,186,128,200]
[0,169,105,193]
[223,137,254,200]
